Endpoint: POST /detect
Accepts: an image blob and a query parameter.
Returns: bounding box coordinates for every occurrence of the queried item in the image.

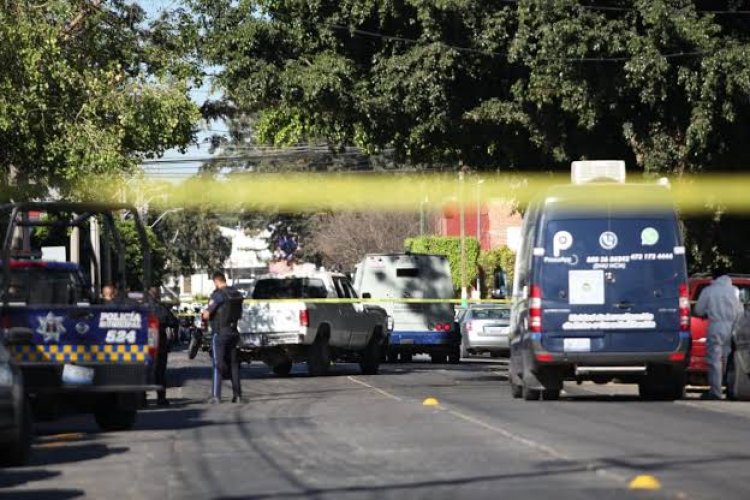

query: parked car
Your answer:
[688,274,750,386]
[237,272,390,376]
[0,343,32,466]
[459,305,511,358]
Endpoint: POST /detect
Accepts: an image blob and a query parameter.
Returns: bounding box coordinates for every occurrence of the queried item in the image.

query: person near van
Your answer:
[149,286,179,406]
[695,269,744,400]
[202,272,244,404]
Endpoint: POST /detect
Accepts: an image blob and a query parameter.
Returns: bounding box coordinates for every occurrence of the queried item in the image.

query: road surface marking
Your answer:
[347,376,403,401]
[628,474,662,490]
[422,397,440,406]
[347,375,634,487]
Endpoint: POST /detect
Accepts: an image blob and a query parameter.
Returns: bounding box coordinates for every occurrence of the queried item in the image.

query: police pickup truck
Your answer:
[1,202,160,431]
[238,272,390,376]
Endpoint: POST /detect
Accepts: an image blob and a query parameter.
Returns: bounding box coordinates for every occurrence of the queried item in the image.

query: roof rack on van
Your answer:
[571,160,626,185]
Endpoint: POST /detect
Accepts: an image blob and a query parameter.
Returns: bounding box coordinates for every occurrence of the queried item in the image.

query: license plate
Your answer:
[564,338,591,352]
[484,327,509,335]
[62,364,94,385]
[400,339,414,345]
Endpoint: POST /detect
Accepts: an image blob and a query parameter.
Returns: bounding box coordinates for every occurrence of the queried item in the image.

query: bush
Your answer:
[404,236,480,293]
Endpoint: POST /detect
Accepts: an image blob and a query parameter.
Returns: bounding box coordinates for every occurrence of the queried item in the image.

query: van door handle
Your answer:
[615,302,633,310]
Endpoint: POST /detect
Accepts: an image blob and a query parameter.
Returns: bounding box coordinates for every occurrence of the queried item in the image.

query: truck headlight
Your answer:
[0,364,14,386]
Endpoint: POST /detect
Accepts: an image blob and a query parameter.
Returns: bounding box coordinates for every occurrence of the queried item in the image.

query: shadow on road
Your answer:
[212,464,622,500]
[31,443,129,467]
[0,490,84,500]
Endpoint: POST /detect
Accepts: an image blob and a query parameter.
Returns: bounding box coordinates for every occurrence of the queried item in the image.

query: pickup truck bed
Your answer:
[237,273,389,376]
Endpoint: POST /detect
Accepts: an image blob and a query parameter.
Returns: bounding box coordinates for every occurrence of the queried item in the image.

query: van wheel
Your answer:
[541,389,561,401]
[431,353,447,364]
[308,333,330,377]
[447,346,461,365]
[639,366,685,401]
[272,361,293,377]
[727,349,750,401]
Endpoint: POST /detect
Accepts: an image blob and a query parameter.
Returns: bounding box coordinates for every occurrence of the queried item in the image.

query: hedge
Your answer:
[478,246,516,295]
[404,236,480,292]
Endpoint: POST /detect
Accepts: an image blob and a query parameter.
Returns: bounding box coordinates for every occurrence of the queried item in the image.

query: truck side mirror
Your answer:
[362,293,372,299]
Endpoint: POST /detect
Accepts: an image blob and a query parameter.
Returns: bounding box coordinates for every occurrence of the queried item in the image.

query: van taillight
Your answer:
[299,309,309,327]
[1,314,11,330]
[147,313,159,357]
[529,285,542,333]
[678,283,690,332]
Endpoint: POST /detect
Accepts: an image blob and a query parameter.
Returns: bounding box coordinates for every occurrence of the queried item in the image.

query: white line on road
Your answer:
[347,376,404,401]
[346,375,632,487]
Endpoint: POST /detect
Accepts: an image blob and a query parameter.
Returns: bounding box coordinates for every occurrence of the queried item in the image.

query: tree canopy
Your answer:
[0,0,200,199]
[189,0,750,174]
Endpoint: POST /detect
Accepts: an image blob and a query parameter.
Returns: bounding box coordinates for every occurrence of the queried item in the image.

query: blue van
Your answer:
[509,162,690,401]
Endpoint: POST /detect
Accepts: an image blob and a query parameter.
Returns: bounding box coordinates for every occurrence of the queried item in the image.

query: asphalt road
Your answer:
[2,350,750,500]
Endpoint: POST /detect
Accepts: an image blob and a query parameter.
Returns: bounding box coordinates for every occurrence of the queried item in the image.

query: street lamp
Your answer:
[476,179,485,297]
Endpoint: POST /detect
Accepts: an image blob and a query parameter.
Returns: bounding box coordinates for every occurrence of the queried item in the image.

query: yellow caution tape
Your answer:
[90,172,750,213]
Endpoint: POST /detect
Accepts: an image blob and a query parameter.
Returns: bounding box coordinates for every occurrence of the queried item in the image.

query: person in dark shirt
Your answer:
[202,272,244,404]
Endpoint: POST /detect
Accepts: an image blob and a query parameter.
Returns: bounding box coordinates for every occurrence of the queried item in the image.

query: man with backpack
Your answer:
[202,271,245,404]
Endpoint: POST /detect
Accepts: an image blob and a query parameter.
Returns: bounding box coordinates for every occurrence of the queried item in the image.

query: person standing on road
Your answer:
[695,269,744,400]
[202,272,244,404]
[149,286,179,406]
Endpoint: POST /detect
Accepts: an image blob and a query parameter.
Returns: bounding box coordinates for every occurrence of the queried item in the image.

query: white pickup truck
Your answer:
[237,272,391,377]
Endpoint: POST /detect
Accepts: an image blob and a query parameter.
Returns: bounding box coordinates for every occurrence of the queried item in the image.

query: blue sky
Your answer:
[140,0,227,180]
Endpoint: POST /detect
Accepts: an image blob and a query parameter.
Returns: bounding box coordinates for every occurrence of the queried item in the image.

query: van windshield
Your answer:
[539,216,684,302]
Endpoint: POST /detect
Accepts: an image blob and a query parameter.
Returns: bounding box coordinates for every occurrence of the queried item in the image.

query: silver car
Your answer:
[459,305,511,358]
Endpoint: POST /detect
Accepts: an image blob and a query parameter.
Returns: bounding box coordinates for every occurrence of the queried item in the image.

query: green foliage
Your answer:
[478,246,516,292]
[0,1,200,199]
[151,209,232,278]
[114,218,167,290]
[186,0,750,173]
[404,235,480,292]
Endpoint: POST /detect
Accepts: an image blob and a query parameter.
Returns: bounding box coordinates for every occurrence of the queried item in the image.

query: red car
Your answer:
[688,275,750,386]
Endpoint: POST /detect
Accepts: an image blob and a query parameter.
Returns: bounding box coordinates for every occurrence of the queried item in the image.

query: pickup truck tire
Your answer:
[272,361,293,377]
[0,397,32,467]
[360,334,382,375]
[400,352,413,363]
[308,331,331,377]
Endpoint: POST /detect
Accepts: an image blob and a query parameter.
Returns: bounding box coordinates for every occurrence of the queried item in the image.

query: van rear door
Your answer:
[535,214,686,353]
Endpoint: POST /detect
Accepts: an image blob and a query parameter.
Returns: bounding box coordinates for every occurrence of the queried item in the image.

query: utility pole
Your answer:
[459,167,467,307]
[476,178,485,297]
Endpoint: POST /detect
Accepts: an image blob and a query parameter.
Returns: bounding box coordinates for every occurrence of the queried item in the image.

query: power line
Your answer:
[328,23,716,62]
